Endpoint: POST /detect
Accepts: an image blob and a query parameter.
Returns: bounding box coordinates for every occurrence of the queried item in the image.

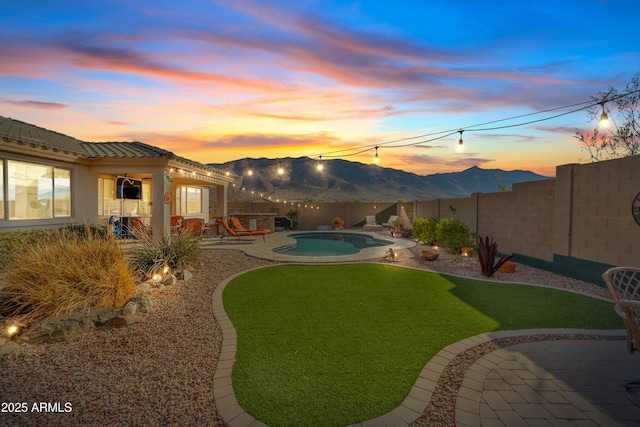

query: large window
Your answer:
[98,177,151,217]
[179,186,202,214]
[6,160,71,220]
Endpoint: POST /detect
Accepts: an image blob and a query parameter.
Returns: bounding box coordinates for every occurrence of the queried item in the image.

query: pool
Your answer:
[273,232,393,256]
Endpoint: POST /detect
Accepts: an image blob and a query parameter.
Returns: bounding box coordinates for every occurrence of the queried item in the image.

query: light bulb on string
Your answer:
[458,130,464,146]
[277,161,284,175]
[316,156,324,171]
[373,146,379,163]
[599,102,609,127]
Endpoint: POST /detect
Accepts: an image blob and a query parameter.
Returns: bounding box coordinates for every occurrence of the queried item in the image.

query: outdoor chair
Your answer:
[129,217,152,236]
[602,266,640,405]
[382,215,398,230]
[170,215,184,232]
[216,218,268,241]
[229,217,271,237]
[182,218,205,236]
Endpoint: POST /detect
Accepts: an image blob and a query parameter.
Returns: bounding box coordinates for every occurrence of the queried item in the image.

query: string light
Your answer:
[599,102,609,127]
[226,89,640,201]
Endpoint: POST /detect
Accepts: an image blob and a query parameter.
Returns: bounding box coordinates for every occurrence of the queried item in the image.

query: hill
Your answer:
[209,157,551,202]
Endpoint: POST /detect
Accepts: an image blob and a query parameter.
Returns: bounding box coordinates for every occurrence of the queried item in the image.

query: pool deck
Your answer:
[205,230,639,427]
[201,229,415,263]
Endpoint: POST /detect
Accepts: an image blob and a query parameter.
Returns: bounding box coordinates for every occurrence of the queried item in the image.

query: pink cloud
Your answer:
[0,98,67,110]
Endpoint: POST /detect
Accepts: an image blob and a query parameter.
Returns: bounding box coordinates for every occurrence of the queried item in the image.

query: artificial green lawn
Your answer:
[223,264,622,427]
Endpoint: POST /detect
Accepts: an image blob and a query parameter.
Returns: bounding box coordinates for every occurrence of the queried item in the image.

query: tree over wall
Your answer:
[576,72,640,161]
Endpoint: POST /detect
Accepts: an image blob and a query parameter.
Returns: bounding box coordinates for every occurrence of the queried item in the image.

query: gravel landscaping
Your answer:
[0,243,613,426]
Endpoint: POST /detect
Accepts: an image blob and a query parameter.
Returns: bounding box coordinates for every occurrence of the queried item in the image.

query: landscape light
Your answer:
[5,324,19,338]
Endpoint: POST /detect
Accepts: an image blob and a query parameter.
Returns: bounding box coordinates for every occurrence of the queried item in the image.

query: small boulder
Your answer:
[161,274,176,286]
[125,296,152,313]
[17,306,116,344]
[122,301,137,315]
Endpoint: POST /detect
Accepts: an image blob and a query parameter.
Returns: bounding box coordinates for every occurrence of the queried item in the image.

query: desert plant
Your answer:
[0,228,135,322]
[127,229,201,279]
[412,217,439,245]
[0,229,55,270]
[435,217,476,255]
[477,235,515,277]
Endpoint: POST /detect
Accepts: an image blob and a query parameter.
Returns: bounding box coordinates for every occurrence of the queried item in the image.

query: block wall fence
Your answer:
[211,155,640,285]
[413,155,640,284]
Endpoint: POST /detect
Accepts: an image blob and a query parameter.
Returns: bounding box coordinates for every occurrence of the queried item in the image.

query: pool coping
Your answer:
[201,229,415,263]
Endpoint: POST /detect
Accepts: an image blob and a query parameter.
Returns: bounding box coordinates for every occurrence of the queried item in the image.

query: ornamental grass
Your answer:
[0,227,135,322]
[127,229,201,280]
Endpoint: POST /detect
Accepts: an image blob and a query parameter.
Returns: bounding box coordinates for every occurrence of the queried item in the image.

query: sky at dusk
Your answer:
[1,0,639,177]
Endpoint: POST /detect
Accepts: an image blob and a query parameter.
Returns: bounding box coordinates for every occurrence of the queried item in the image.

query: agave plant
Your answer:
[477,235,514,277]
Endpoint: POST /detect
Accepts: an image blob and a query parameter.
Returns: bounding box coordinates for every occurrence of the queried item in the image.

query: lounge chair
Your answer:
[382,215,398,230]
[216,218,268,241]
[602,267,640,405]
[229,217,271,237]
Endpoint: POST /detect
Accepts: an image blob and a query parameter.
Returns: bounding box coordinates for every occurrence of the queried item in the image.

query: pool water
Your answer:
[273,232,393,256]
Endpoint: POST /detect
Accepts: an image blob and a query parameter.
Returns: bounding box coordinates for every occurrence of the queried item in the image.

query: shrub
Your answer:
[477,235,515,277]
[0,229,55,270]
[127,229,201,279]
[1,228,135,322]
[412,217,439,245]
[59,224,110,240]
[435,217,476,254]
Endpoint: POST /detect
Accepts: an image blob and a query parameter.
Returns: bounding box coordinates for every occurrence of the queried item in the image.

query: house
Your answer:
[0,115,236,236]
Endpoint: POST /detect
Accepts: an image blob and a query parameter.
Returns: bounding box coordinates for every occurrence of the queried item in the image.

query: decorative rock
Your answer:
[17,306,116,344]
[161,274,176,286]
[122,301,137,315]
[107,314,138,327]
[181,270,193,282]
[125,296,152,313]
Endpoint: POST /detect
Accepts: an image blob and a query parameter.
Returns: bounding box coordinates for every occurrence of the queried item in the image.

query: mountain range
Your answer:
[209,157,551,202]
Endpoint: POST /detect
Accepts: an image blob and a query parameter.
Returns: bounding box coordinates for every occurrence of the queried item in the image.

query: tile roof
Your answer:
[0,116,232,178]
[81,141,173,159]
[0,115,87,155]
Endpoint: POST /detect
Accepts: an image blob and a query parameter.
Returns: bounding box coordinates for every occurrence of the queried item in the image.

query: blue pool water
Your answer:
[273,232,393,256]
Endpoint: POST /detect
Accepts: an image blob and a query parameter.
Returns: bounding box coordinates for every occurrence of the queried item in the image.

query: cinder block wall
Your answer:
[412,155,640,279]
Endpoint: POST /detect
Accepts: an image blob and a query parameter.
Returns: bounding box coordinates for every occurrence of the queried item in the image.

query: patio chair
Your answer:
[382,215,398,230]
[229,217,271,237]
[216,218,268,241]
[170,215,184,232]
[129,217,152,236]
[602,266,640,405]
[182,218,205,236]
